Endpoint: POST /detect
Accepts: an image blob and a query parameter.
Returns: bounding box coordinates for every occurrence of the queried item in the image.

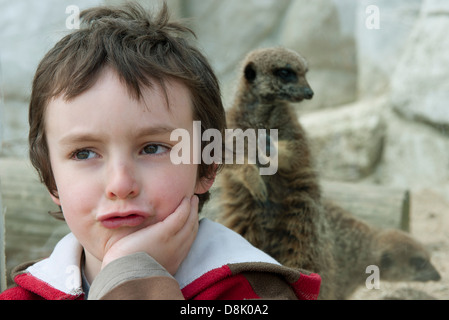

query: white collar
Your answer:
[174,218,279,288]
[26,232,84,295]
[26,218,279,294]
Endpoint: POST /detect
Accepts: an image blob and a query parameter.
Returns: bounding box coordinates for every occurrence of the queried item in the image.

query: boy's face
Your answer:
[45,68,209,264]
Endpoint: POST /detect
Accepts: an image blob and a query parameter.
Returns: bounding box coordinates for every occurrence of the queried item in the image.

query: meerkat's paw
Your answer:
[238,164,268,202]
[247,180,268,203]
[277,140,296,169]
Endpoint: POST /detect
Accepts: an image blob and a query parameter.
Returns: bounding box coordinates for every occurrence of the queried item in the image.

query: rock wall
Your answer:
[0,64,5,291]
[2,0,447,195]
[0,184,5,292]
[391,0,449,128]
[180,0,449,195]
[0,0,448,275]
[0,0,103,156]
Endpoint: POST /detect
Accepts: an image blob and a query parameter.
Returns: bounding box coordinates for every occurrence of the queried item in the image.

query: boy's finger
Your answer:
[173,195,199,237]
[161,196,192,234]
[176,195,199,244]
[186,195,199,234]
[189,195,199,224]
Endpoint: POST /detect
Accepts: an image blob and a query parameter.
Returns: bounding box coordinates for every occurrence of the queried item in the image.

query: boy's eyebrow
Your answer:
[133,126,179,137]
[58,126,178,145]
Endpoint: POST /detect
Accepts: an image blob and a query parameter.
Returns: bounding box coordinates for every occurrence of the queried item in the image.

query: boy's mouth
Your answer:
[98,211,148,229]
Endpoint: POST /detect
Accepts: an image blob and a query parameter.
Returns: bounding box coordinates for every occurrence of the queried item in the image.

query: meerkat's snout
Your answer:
[292,83,313,102]
[302,86,314,100]
[297,74,314,101]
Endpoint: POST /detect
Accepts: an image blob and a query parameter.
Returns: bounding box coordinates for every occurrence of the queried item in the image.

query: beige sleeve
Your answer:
[88,252,184,300]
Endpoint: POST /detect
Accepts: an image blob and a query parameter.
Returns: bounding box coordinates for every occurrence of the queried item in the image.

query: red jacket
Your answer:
[1,219,321,300]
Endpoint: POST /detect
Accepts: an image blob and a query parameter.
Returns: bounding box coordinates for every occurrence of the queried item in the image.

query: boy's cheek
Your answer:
[156,172,196,212]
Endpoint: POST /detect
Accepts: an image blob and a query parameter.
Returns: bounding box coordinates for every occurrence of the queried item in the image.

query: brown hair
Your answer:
[29,2,225,217]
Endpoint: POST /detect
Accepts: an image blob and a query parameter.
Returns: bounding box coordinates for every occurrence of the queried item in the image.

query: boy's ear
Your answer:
[195,175,215,194]
[195,165,217,194]
[50,191,61,206]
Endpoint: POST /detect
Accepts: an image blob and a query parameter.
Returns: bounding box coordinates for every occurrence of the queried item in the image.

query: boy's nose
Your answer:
[105,163,140,200]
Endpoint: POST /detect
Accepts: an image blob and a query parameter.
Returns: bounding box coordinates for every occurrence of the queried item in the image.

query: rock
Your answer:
[391,0,449,128]
[0,100,29,158]
[0,75,4,291]
[369,106,449,191]
[0,158,70,285]
[280,0,357,110]
[356,0,422,97]
[0,182,6,291]
[301,98,386,181]
[186,0,291,109]
[186,0,290,75]
[0,0,103,101]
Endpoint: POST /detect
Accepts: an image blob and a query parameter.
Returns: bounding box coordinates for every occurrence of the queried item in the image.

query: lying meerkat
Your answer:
[324,200,441,299]
[217,47,336,299]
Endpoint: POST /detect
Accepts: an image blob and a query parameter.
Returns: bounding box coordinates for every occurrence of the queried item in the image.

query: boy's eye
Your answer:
[142,144,169,155]
[72,149,97,160]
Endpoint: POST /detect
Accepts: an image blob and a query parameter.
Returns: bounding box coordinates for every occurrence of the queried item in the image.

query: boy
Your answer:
[0,3,320,300]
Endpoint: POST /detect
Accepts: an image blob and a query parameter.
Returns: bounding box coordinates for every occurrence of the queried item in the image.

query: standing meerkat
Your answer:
[216,47,441,300]
[324,201,441,299]
[217,47,335,299]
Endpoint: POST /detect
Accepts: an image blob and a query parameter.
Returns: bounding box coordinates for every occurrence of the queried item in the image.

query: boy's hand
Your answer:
[101,195,199,275]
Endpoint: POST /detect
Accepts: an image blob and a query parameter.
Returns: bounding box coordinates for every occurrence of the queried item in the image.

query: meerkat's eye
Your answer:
[380,252,393,269]
[273,68,297,83]
[409,257,427,270]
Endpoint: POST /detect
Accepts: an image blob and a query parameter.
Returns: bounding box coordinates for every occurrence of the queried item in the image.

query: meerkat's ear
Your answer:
[244,62,256,83]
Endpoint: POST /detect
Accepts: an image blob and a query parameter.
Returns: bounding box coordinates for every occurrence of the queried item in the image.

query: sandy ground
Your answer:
[350,188,449,300]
